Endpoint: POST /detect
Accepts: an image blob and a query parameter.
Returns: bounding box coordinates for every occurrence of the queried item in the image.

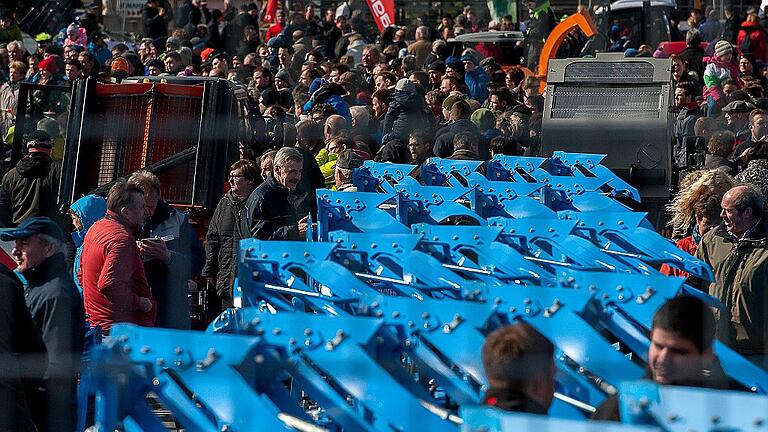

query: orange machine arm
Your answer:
[535,10,598,91]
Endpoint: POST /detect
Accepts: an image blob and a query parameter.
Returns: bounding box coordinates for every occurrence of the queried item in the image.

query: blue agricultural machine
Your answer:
[79,153,768,431]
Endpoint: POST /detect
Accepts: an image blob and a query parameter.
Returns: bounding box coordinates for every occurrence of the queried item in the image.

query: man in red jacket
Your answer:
[78,182,156,333]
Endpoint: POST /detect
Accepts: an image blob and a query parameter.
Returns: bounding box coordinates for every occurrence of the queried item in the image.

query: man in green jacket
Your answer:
[696,184,768,368]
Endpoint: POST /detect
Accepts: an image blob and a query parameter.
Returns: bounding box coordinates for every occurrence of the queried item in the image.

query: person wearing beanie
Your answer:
[110,56,131,82]
[36,117,65,161]
[703,41,740,117]
[0,130,65,227]
[462,54,490,103]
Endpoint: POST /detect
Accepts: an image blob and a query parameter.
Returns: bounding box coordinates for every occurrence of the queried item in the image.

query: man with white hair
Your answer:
[243,147,308,240]
[408,25,433,68]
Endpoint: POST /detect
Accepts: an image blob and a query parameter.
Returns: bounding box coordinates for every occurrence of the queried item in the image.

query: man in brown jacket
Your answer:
[696,184,768,368]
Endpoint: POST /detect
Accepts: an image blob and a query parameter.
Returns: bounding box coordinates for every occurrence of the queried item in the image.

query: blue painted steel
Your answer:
[83,154,767,431]
[461,406,660,432]
[619,381,768,430]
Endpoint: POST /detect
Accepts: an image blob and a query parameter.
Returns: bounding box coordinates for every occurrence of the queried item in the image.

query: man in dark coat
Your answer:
[592,297,746,421]
[381,78,427,145]
[142,0,168,38]
[673,82,703,169]
[434,99,480,157]
[242,147,308,240]
[678,29,707,81]
[0,266,46,432]
[203,160,259,309]
[0,131,62,228]
[523,0,556,69]
[1,217,84,432]
[129,171,205,330]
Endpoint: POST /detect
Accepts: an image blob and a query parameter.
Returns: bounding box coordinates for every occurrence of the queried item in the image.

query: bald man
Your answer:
[696,184,768,367]
[324,114,348,141]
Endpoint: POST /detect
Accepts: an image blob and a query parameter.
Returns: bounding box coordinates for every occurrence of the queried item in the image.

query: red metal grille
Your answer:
[92,83,205,204]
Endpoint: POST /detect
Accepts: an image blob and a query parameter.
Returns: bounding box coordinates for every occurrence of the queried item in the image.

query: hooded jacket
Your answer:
[0,153,61,227]
[381,89,427,144]
[70,195,107,293]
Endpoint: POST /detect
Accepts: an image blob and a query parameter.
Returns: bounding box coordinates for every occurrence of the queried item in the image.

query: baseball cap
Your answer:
[0,217,66,242]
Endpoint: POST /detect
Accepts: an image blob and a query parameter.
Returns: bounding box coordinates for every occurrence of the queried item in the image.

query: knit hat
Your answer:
[67,23,80,35]
[275,69,294,87]
[460,54,476,65]
[36,117,61,138]
[38,56,59,74]
[25,130,53,149]
[470,108,497,131]
[395,78,415,93]
[442,94,464,110]
[336,149,364,170]
[427,61,446,74]
[110,56,130,74]
[715,40,733,58]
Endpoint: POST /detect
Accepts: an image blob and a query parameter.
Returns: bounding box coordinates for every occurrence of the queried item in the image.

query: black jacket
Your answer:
[679,46,707,81]
[21,253,84,432]
[140,200,205,329]
[0,268,46,432]
[203,191,248,296]
[142,5,167,38]
[381,90,426,144]
[433,119,480,158]
[375,139,409,163]
[242,175,302,241]
[592,360,746,421]
[0,153,62,228]
[483,387,548,415]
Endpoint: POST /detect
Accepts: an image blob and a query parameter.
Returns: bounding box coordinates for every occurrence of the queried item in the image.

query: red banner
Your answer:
[264,0,278,22]
[365,0,395,32]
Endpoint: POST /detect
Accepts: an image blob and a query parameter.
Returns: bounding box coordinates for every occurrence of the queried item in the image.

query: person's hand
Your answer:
[138,238,171,263]
[298,215,309,236]
[158,7,165,16]
[138,297,153,312]
[739,146,754,163]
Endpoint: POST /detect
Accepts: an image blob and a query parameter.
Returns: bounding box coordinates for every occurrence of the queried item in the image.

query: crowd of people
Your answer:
[0,0,767,429]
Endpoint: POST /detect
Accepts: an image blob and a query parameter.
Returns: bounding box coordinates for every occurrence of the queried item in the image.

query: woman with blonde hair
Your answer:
[661,170,736,276]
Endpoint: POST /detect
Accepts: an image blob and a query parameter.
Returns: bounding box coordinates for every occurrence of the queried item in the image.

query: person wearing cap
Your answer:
[461,54,489,104]
[1,217,84,432]
[0,131,63,228]
[704,40,740,117]
[36,117,64,162]
[335,149,362,191]
[722,99,755,145]
[427,61,446,91]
